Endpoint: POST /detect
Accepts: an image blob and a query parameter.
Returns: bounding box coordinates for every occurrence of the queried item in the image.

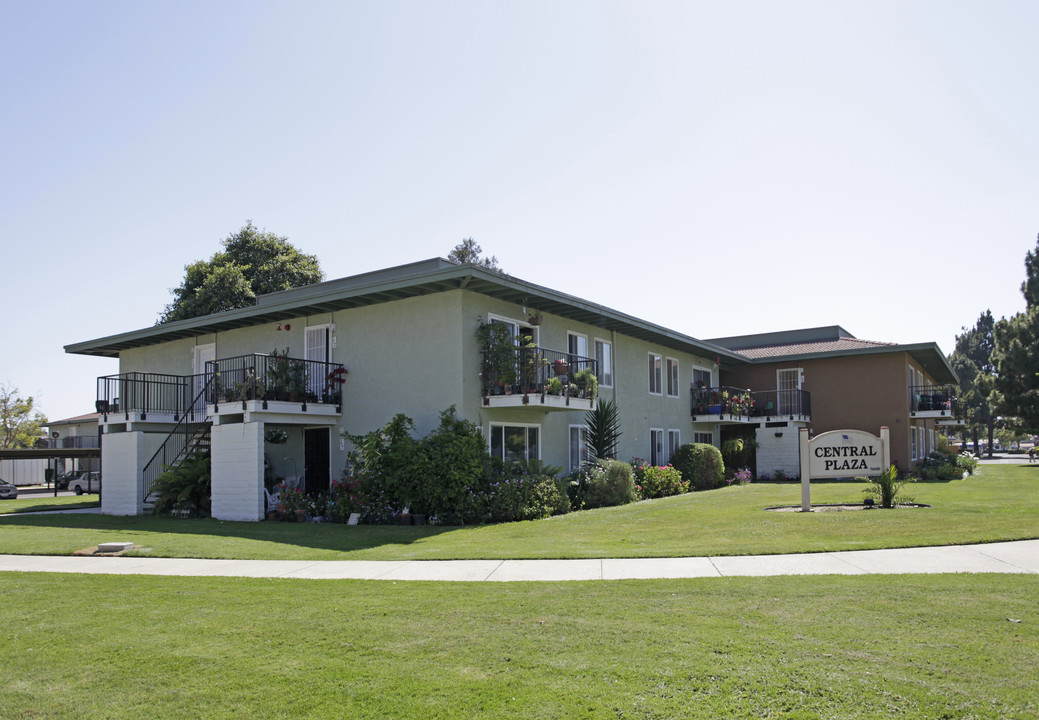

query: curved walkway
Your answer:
[1,539,1036,582]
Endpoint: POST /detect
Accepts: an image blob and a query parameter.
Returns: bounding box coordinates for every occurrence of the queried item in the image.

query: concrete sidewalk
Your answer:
[0,539,1036,582]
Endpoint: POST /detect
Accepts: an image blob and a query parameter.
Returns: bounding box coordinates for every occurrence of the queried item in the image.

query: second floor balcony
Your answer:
[95,353,346,427]
[910,384,958,419]
[692,385,811,424]
[481,344,598,411]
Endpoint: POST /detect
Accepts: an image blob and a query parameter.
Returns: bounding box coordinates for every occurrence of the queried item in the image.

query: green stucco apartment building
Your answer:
[66,259,958,521]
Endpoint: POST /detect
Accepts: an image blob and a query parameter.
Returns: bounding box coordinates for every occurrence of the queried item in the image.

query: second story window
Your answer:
[649,353,662,395]
[666,358,679,398]
[595,339,612,387]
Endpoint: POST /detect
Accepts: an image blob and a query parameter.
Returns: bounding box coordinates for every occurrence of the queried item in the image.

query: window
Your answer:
[666,358,679,398]
[649,353,662,395]
[569,425,590,472]
[692,367,712,389]
[911,426,918,460]
[568,332,587,358]
[594,339,613,387]
[693,431,713,445]
[667,430,681,463]
[929,429,935,457]
[650,429,664,466]
[489,424,540,463]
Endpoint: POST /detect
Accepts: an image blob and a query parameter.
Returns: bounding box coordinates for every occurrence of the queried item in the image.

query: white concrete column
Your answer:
[211,421,264,522]
[101,431,148,516]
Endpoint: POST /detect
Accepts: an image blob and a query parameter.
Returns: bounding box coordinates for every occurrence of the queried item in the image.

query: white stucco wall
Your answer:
[100,431,149,515]
[211,422,264,521]
[755,426,802,479]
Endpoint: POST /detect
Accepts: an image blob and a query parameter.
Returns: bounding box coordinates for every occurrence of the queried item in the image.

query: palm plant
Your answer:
[585,398,622,461]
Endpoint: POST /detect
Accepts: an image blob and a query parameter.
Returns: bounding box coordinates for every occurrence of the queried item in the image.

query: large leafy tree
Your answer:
[0,383,48,449]
[948,310,997,454]
[448,237,501,271]
[159,222,324,323]
[991,234,1039,432]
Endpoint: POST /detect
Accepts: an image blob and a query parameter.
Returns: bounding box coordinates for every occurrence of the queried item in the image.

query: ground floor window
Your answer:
[569,425,590,472]
[490,424,540,463]
[911,426,918,460]
[667,430,681,463]
[650,428,664,466]
[693,431,713,445]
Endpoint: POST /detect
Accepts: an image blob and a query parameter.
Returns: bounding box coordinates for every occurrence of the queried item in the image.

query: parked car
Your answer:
[55,470,85,491]
[0,478,17,500]
[68,472,101,495]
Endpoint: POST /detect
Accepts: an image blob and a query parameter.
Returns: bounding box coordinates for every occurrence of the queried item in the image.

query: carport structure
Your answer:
[0,448,102,497]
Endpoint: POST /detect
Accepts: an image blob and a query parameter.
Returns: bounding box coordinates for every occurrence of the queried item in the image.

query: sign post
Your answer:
[799,427,890,512]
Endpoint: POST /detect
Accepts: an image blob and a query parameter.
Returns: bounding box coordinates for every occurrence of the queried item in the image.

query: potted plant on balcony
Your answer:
[573,368,598,399]
[477,321,517,395]
[324,366,348,403]
[267,348,307,401]
[527,309,543,326]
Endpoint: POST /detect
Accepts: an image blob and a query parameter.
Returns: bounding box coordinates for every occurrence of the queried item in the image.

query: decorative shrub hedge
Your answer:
[670,443,726,491]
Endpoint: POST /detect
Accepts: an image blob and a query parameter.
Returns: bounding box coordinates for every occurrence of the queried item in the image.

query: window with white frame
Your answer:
[666,358,679,398]
[650,428,664,466]
[569,425,590,472]
[929,429,935,456]
[649,353,662,395]
[568,332,587,358]
[489,424,540,463]
[692,366,712,389]
[667,430,681,463]
[594,339,613,387]
[693,431,713,445]
[911,426,918,460]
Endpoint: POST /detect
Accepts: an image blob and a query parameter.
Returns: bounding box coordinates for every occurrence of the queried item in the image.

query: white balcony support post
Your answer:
[211,421,265,522]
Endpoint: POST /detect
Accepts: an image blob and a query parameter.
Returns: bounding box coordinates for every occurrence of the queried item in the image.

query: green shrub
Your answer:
[413,408,493,520]
[345,413,420,515]
[671,443,725,491]
[150,453,211,517]
[633,463,687,498]
[917,451,965,481]
[956,452,978,476]
[579,460,637,509]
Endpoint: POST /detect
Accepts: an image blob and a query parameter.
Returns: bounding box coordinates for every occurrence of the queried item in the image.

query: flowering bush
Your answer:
[633,463,687,498]
[329,475,365,521]
[276,483,308,514]
[726,467,753,485]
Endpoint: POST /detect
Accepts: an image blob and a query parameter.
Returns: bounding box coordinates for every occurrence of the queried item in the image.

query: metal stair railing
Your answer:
[142,374,215,500]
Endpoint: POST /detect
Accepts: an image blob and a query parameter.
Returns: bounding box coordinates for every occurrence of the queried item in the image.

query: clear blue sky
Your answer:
[2,0,1037,422]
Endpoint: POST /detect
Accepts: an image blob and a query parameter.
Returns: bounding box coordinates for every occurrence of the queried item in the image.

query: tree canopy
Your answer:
[448,238,501,271]
[159,222,324,324]
[948,310,997,452]
[991,234,1039,432]
[0,383,48,449]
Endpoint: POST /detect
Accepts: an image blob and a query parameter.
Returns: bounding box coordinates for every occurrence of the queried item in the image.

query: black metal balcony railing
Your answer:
[909,384,958,415]
[95,354,346,419]
[482,345,598,400]
[691,386,811,419]
[96,372,204,421]
[206,354,346,409]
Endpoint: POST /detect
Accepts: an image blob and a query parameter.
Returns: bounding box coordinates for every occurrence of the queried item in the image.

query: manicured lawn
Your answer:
[0,494,99,514]
[1,464,1036,561]
[1,572,1036,719]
